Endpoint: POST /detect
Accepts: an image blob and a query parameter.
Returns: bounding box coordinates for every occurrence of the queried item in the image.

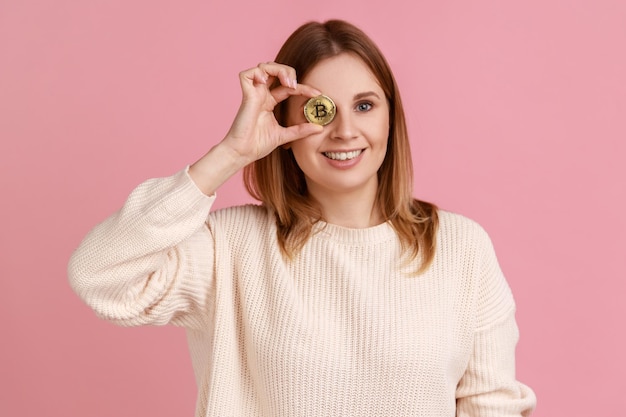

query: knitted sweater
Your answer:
[68,168,536,417]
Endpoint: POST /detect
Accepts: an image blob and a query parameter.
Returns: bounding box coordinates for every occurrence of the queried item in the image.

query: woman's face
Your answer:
[285,53,389,200]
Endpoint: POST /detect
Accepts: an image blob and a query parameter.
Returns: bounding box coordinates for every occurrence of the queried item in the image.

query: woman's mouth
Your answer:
[323,149,363,161]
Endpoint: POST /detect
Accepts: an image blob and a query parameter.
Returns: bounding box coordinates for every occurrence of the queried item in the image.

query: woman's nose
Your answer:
[329,109,358,141]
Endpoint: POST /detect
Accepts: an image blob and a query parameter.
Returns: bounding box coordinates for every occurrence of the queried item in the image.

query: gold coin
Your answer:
[304,95,336,126]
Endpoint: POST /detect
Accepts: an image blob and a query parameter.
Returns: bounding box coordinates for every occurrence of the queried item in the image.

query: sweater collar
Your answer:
[311,220,397,244]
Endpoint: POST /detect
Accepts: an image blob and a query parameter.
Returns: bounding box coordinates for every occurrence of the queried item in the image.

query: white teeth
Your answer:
[324,150,362,161]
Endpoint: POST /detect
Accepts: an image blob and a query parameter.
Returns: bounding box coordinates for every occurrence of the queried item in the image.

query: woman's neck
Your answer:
[307,183,384,229]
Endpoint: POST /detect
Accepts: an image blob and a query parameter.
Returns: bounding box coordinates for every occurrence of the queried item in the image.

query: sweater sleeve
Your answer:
[68,167,217,330]
[455,228,537,416]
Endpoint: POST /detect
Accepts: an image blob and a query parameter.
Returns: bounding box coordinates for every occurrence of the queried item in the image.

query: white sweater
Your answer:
[68,168,536,416]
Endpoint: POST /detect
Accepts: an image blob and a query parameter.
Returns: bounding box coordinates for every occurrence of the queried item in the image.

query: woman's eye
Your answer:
[356,102,373,112]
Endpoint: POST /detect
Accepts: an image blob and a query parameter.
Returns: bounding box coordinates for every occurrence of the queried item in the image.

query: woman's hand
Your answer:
[223,62,323,165]
[189,62,323,196]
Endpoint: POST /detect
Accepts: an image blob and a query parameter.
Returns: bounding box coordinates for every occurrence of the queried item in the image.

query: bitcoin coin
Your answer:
[304,95,336,126]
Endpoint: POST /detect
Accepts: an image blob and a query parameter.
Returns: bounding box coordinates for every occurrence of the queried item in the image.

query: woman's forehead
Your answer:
[301,54,383,98]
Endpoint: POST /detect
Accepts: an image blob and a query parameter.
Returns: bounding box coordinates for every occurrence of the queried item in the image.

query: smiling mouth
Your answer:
[323,149,363,161]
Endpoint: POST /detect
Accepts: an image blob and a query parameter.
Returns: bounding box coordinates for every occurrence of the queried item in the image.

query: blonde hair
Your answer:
[244,20,438,273]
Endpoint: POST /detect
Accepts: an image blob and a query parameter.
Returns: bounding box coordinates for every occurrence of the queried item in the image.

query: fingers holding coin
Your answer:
[270,82,322,106]
[239,62,294,89]
[257,62,298,89]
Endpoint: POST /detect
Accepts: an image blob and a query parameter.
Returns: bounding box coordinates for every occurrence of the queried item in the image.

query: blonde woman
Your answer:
[69,19,536,416]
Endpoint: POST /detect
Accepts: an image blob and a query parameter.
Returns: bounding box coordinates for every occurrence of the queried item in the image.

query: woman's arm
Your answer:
[68,63,322,328]
[456,309,536,416]
[455,229,536,416]
[189,63,322,196]
[68,168,217,329]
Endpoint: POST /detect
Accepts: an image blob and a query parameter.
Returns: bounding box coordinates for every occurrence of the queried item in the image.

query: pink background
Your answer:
[1,1,624,416]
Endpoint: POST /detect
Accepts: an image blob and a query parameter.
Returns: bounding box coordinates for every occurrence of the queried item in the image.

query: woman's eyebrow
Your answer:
[353,91,381,100]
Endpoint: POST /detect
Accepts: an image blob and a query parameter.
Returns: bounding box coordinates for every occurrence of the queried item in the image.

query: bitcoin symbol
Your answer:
[314,104,327,119]
[304,95,336,126]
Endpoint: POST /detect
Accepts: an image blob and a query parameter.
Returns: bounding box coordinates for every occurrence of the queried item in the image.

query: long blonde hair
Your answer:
[244,20,438,273]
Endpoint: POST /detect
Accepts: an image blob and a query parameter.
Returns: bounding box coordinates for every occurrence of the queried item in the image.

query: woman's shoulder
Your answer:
[208,203,271,224]
[436,209,493,250]
[203,204,279,255]
[206,203,275,236]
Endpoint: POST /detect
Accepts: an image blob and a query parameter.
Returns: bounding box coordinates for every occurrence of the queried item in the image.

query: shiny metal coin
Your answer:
[304,95,336,126]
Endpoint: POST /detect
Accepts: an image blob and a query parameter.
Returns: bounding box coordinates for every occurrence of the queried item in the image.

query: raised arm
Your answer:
[68,63,322,328]
[189,62,322,196]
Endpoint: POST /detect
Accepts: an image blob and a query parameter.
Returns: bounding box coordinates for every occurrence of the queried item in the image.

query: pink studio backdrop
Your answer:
[1,1,624,416]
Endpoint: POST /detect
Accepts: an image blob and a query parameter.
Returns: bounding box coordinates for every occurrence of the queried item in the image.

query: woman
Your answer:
[69,19,536,416]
